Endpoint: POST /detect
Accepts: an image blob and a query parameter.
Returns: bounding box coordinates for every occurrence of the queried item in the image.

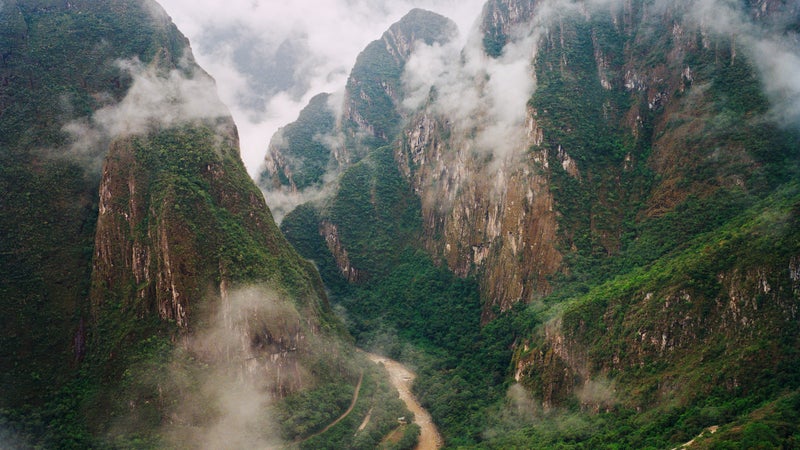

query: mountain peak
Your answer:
[382,8,458,64]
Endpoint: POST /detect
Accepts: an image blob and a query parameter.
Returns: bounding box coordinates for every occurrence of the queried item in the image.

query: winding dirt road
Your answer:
[366,353,443,450]
[296,371,363,444]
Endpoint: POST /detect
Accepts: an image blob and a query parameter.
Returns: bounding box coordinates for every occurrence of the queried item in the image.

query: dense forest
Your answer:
[1,0,799,448]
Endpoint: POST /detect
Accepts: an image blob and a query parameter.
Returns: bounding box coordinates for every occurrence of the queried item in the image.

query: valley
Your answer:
[366,352,443,450]
[1,0,799,448]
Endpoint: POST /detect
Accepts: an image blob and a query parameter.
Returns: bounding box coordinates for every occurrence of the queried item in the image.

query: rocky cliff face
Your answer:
[85,41,338,404]
[269,1,800,442]
[1,1,354,446]
[398,107,562,321]
[516,197,800,411]
[457,0,800,415]
[259,9,457,223]
[395,0,799,320]
[0,0,192,408]
[340,8,458,158]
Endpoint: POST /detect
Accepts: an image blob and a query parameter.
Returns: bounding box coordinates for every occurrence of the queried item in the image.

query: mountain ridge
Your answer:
[264,0,800,447]
[0,2,400,447]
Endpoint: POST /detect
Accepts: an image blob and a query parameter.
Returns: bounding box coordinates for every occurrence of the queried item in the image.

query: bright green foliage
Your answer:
[500,184,800,448]
[129,124,328,294]
[281,203,350,293]
[328,147,422,277]
[696,391,800,449]
[345,40,405,150]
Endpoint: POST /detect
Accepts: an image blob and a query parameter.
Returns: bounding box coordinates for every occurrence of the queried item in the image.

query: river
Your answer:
[365,353,443,450]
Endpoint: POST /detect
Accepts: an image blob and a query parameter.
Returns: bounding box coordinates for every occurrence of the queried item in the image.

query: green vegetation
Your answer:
[345,39,405,151]
[4,1,800,448]
[1,1,347,448]
[480,10,800,448]
[0,0,188,413]
[531,13,644,266]
[492,184,800,448]
[278,358,412,450]
[259,93,337,190]
[282,5,800,449]
[328,146,422,277]
[343,9,454,155]
[282,145,522,446]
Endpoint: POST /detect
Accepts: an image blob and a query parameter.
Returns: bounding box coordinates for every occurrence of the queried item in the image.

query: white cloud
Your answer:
[260,170,340,224]
[147,0,799,186]
[157,0,487,177]
[402,6,540,164]
[682,0,800,127]
[61,56,230,174]
[97,58,230,135]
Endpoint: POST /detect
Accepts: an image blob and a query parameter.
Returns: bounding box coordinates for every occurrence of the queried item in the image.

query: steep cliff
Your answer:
[341,8,458,156]
[0,0,190,410]
[260,93,337,193]
[0,1,369,447]
[266,0,800,447]
[258,9,457,221]
[396,0,800,321]
[398,94,563,322]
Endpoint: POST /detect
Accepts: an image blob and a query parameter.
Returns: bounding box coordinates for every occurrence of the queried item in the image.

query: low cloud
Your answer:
[103,285,322,448]
[405,0,800,174]
[401,6,541,170]
[158,0,487,177]
[748,38,800,125]
[576,376,617,411]
[95,58,230,136]
[259,98,345,224]
[505,383,543,422]
[158,286,303,449]
[260,172,339,225]
[683,0,800,127]
[61,56,231,174]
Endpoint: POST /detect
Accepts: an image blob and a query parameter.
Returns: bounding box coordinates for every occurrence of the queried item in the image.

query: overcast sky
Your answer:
[157,0,487,177]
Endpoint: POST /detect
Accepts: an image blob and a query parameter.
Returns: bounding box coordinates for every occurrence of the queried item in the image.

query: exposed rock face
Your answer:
[0,0,193,407]
[271,2,799,427]
[341,8,457,160]
[517,247,800,410]
[470,0,800,412]
[260,9,457,193]
[90,116,335,396]
[259,9,458,228]
[481,0,538,57]
[320,220,365,283]
[398,108,562,320]
[271,0,797,323]
[2,3,353,436]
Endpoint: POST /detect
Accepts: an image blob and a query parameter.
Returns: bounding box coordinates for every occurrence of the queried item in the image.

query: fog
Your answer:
[61,56,230,174]
[157,0,487,177]
[683,0,800,126]
[158,286,298,449]
[402,10,539,165]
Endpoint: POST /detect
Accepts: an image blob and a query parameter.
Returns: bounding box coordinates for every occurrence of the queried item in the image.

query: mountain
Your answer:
[0,1,410,448]
[258,9,457,220]
[263,0,800,447]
